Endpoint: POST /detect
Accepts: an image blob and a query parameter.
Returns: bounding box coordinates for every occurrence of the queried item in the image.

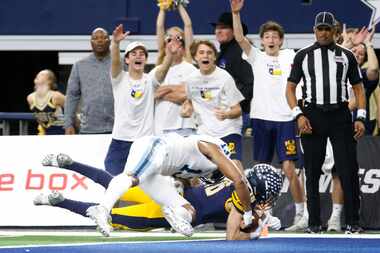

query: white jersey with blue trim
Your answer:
[160,133,231,179]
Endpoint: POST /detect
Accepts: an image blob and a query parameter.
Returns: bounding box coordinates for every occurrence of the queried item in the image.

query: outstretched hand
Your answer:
[112,24,130,43]
[364,25,376,45]
[230,0,244,13]
[352,26,369,46]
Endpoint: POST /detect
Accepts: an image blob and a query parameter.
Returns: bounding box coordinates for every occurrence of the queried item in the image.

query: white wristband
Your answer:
[292,106,303,120]
[243,210,253,226]
[357,109,367,119]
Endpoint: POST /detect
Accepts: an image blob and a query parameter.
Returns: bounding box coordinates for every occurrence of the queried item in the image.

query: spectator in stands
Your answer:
[211,11,253,135]
[230,0,306,231]
[153,0,197,136]
[351,28,379,135]
[27,69,65,135]
[103,24,177,175]
[342,27,380,135]
[187,40,245,169]
[155,40,245,169]
[64,27,114,134]
[371,86,380,135]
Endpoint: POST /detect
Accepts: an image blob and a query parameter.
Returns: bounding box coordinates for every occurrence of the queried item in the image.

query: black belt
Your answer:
[304,102,348,111]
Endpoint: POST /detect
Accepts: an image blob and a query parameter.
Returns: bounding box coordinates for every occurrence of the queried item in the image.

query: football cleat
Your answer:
[285,215,308,232]
[42,153,73,168]
[33,191,65,206]
[305,225,322,234]
[345,225,364,234]
[327,216,342,232]
[293,212,304,226]
[86,205,112,237]
[162,206,194,237]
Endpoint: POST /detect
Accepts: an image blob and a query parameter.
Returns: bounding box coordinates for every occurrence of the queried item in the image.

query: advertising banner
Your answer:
[0,135,111,226]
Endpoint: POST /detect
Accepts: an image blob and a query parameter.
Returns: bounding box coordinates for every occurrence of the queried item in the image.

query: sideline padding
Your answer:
[2,237,380,253]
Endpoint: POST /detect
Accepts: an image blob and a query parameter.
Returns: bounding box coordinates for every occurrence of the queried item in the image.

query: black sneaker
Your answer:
[345,225,364,234]
[305,225,322,234]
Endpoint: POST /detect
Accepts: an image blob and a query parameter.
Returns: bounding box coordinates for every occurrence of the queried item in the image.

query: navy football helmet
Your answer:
[245,163,283,206]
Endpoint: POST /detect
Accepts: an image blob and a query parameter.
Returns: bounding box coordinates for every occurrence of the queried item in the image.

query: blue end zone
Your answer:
[2,238,380,253]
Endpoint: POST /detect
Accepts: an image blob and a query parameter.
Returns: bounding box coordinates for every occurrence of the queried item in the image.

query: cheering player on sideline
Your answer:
[102,24,178,176]
[46,133,254,237]
[230,0,307,231]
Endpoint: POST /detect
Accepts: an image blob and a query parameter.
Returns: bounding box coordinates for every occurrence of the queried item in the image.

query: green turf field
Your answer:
[0,234,221,247]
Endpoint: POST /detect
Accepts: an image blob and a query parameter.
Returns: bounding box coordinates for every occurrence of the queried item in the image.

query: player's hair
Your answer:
[190,40,217,59]
[35,69,58,90]
[259,21,285,39]
[156,26,185,65]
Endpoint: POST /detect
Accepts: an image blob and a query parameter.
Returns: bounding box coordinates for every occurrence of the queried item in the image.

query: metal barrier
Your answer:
[0,112,35,135]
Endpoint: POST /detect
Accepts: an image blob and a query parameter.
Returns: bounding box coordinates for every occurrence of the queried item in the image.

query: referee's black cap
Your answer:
[314,11,335,28]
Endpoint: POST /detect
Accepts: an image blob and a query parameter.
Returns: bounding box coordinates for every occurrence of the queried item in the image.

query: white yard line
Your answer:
[0,230,224,237]
[1,230,380,249]
[1,230,380,239]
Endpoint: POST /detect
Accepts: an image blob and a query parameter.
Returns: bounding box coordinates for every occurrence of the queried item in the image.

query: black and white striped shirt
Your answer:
[288,42,362,105]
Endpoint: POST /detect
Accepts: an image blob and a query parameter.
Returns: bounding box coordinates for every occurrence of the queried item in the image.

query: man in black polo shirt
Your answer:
[211,12,253,133]
[285,11,366,234]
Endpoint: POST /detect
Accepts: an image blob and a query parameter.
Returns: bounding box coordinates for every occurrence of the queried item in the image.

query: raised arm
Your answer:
[178,4,193,62]
[111,24,130,78]
[231,0,251,56]
[364,27,379,81]
[156,8,166,58]
[154,42,181,83]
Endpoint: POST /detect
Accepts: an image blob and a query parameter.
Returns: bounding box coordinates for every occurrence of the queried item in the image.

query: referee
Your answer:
[285,11,366,233]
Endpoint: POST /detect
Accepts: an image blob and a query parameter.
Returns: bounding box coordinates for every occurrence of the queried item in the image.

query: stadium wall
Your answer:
[0,0,374,35]
[0,135,379,228]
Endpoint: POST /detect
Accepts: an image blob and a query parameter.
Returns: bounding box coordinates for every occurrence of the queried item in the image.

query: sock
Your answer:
[99,174,132,212]
[303,205,309,218]
[67,162,113,188]
[330,203,343,218]
[55,199,96,217]
[295,202,304,216]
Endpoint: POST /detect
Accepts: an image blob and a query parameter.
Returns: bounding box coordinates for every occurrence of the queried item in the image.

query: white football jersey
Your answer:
[111,70,158,141]
[160,133,231,179]
[185,67,244,138]
[152,61,197,134]
[246,46,296,121]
